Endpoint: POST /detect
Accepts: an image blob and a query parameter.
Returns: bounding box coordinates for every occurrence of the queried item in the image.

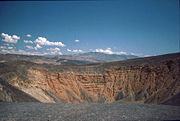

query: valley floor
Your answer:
[0,102,180,121]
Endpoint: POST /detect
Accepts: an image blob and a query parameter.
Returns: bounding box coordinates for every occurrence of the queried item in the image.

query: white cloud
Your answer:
[95,48,113,54]
[35,37,65,47]
[0,46,6,49]
[0,48,63,55]
[49,51,62,55]
[75,40,80,42]
[95,48,128,55]
[7,47,13,49]
[25,46,34,49]
[67,49,83,53]
[72,49,83,53]
[114,51,127,55]
[26,34,31,37]
[1,33,20,43]
[57,52,62,55]
[46,47,62,55]
[25,44,42,50]
[0,49,43,55]
[0,48,63,56]
[47,47,60,51]
[67,49,71,52]
[34,44,42,50]
[24,40,33,44]
[12,35,19,40]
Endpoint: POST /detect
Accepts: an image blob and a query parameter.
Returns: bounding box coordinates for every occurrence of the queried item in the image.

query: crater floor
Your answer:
[0,102,180,121]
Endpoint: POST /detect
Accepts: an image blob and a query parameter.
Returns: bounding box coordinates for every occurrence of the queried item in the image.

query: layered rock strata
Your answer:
[8,56,180,105]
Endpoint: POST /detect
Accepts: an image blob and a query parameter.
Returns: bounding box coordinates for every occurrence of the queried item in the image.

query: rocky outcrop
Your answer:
[1,53,180,105]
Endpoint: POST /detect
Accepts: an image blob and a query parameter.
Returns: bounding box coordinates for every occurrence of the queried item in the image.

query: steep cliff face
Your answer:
[47,58,180,104]
[7,55,180,105]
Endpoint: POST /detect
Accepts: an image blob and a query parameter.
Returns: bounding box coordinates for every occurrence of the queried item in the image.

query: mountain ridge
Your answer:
[0,52,139,65]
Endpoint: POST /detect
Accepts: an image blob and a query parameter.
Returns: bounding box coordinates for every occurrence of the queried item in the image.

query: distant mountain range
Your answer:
[78,52,138,62]
[51,52,139,65]
[0,52,139,65]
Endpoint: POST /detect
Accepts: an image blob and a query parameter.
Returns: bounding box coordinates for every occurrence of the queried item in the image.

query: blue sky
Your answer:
[0,0,179,56]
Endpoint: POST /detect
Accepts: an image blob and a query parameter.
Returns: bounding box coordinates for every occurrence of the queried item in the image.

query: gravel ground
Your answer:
[0,102,180,121]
